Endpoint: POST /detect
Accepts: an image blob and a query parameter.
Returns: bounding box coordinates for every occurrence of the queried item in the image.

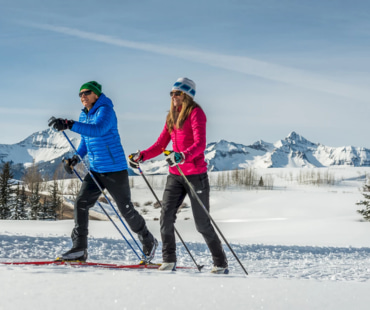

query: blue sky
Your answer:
[1,0,370,153]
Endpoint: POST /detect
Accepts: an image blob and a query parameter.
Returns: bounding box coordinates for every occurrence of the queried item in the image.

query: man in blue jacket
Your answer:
[48,81,157,262]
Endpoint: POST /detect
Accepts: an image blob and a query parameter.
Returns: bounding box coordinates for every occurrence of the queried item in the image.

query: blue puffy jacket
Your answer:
[71,93,128,173]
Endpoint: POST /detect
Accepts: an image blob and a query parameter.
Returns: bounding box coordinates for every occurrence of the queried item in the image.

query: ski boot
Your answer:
[210,265,229,274]
[139,238,158,264]
[56,248,88,262]
[158,262,176,271]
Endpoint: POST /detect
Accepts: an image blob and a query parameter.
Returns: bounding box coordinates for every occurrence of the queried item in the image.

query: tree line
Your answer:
[0,161,63,220]
[210,168,274,190]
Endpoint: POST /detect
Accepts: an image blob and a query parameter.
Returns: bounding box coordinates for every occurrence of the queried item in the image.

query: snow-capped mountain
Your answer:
[2,129,370,179]
[205,131,370,170]
[0,128,79,179]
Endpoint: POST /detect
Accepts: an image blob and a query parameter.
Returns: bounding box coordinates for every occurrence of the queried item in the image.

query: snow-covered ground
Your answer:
[1,167,370,309]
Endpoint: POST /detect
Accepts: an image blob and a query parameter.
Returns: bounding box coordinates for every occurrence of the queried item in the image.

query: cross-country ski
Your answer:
[0,260,197,270]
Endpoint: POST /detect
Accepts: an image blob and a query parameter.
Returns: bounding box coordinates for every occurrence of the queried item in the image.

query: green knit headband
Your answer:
[80,81,102,96]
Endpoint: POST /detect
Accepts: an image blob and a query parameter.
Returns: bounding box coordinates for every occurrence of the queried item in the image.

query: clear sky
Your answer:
[1,0,370,154]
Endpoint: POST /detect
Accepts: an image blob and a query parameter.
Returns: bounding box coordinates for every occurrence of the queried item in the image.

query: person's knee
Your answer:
[75,191,92,208]
[117,201,135,216]
[160,225,174,237]
[195,220,213,235]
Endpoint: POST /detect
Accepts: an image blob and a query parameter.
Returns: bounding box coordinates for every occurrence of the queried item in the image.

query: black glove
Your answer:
[62,155,79,174]
[128,151,143,169]
[165,151,185,167]
[48,116,74,131]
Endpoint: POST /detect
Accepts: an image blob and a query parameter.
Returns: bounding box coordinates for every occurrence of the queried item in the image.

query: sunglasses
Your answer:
[170,91,183,97]
[79,90,92,97]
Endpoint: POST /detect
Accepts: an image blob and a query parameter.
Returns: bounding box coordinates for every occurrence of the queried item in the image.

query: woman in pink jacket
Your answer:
[129,78,228,274]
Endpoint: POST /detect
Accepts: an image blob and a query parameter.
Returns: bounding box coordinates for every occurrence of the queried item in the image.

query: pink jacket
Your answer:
[141,107,208,175]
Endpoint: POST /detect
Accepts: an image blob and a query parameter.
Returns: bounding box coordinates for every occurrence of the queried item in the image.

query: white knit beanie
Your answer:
[171,77,196,98]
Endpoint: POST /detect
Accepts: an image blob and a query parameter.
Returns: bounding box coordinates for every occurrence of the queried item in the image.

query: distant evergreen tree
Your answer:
[39,196,47,220]
[29,182,42,220]
[12,183,28,220]
[356,184,370,221]
[48,179,61,220]
[258,176,264,187]
[39,196,55,220]
[0,162,15,219]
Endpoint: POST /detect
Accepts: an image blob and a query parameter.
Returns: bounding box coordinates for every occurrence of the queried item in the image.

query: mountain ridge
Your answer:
[1,129,370,179]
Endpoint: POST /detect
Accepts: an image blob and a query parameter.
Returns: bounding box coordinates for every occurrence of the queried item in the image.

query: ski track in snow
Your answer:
[1,234,369,282]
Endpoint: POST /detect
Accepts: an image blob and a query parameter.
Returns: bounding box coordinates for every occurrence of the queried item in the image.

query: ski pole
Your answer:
[129,156,204,272]
[164,150,249,276]
[60,129,146,261]
[71,168,141,260]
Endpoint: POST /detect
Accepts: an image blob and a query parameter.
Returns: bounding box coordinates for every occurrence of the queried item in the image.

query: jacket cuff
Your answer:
[179,152,186,165]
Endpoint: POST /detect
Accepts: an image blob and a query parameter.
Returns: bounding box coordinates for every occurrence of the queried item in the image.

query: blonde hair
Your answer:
[166,93,201,133]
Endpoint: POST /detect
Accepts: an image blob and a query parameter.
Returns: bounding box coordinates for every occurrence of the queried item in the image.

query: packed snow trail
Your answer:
[1,234,369,281]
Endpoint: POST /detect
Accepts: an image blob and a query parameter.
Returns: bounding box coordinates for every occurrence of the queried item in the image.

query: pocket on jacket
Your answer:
[106,145,116,164]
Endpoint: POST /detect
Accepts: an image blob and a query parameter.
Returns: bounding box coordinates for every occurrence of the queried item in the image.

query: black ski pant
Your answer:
[160,172,227,267]
[71,169,152,249]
